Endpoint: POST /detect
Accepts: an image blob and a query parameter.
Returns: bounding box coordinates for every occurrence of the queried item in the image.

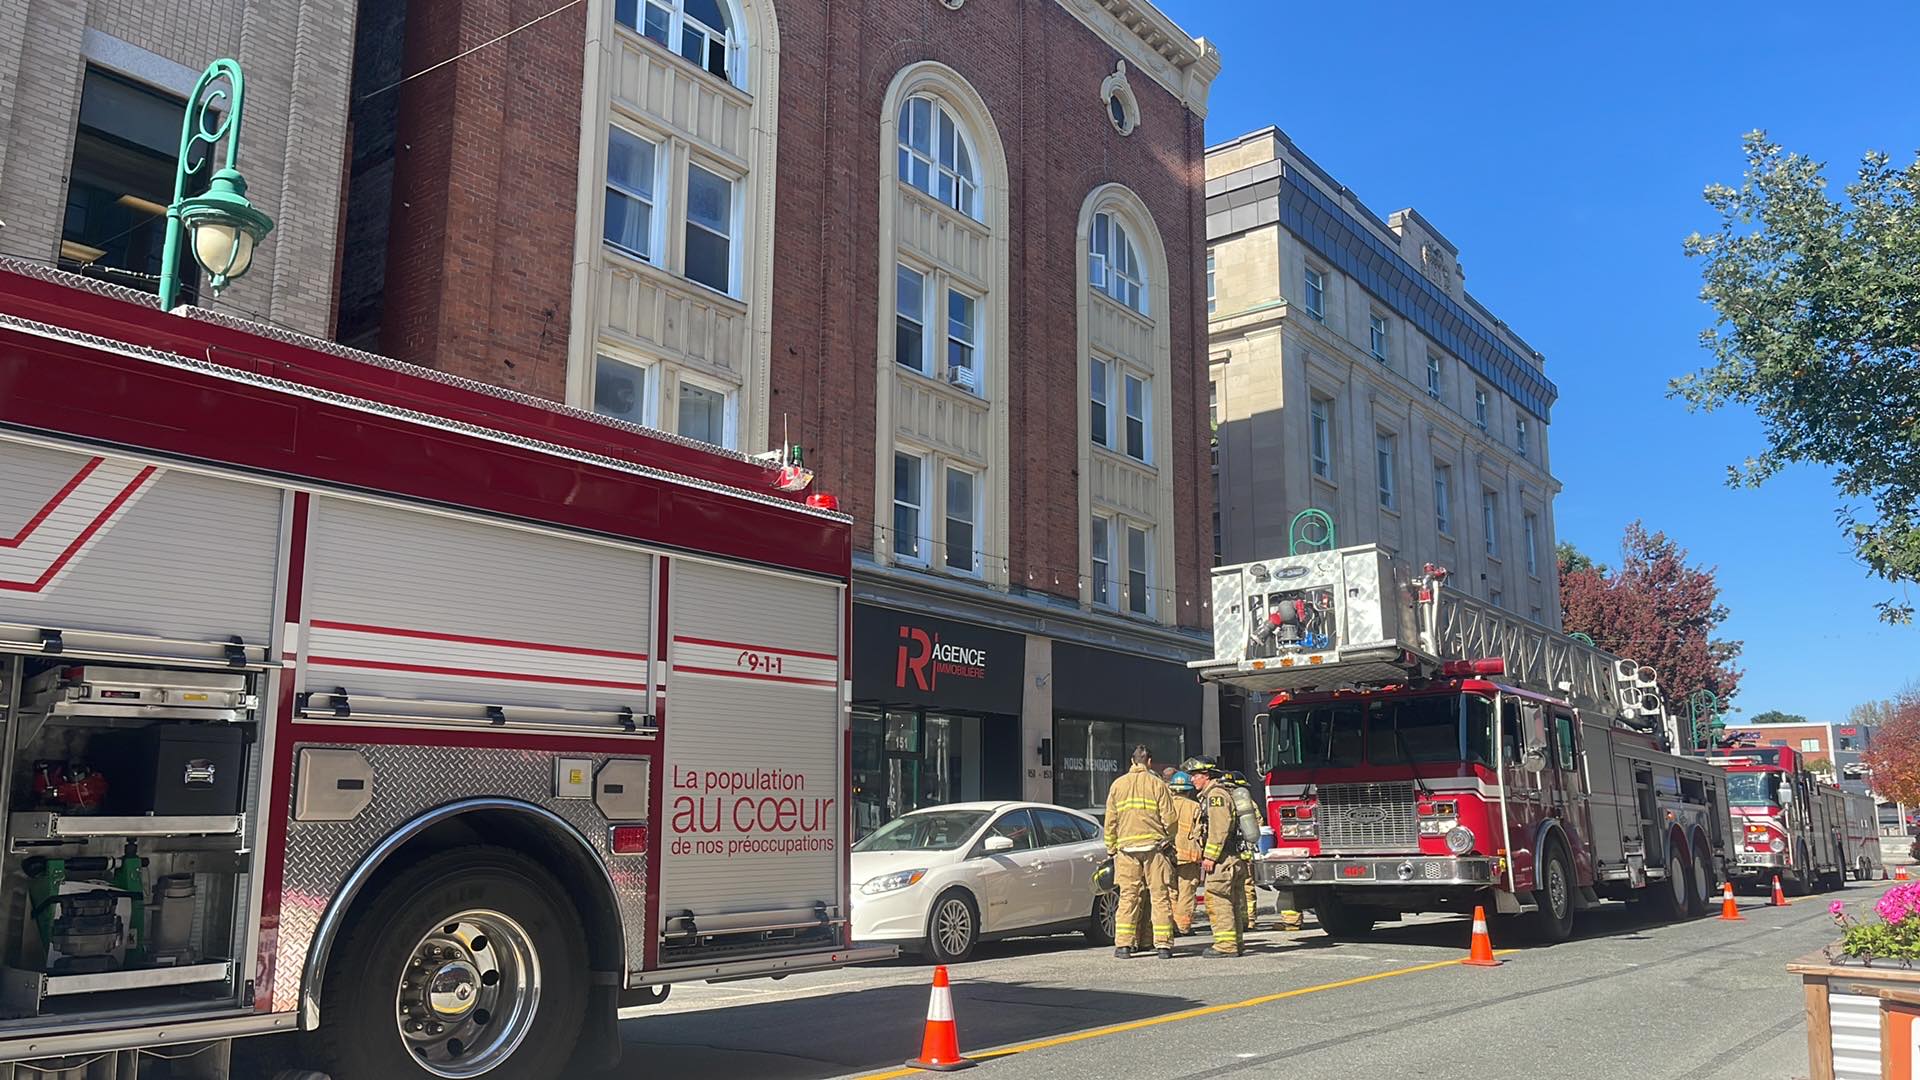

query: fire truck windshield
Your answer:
[1267,694,1497,771]
[1726,771,1783,807]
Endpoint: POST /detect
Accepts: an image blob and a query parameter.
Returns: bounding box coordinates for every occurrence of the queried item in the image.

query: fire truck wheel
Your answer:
[1648,853,1688,922]
[313,845,589,1080]
[1688,840,1714,917]
[1524,841,1575,943]
[926,889,980,964]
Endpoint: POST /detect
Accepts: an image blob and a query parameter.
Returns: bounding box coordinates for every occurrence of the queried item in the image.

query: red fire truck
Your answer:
[1193,546,1734,941]
[0,261,886,1078]
[1707,745,1883,893]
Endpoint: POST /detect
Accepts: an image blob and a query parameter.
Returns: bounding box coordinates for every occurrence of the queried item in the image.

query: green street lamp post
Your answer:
[156,58,275,312]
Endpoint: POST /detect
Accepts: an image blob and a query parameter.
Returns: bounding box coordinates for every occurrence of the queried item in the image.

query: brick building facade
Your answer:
[341,0,1221,828]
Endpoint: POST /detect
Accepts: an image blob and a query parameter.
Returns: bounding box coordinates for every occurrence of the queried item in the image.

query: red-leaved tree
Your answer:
[1559,522,1744,725]
[1864,691,1920,805]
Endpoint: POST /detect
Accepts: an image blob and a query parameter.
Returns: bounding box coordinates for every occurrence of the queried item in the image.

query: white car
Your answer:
[851,801,1116,963]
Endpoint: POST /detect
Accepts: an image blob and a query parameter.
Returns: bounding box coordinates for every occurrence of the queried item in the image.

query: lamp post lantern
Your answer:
[156,58,275,312]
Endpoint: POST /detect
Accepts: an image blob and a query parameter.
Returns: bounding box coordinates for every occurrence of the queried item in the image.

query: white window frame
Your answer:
[616,0,743,89]
[1369,313,1388,361]
[1206,253,1216,315]
[674,370,736,448]
[945,286,978,387]
[1303,266,1325,321]
[603,125,664,265]
[683,160,739,296]
[1208,380,1219,469]
[1090,212,1147,315]
[1090,514,1115,609]
[1490,588,1503,609]
[1483,489,1501,558]
[1375,431,1397,510]
[1800,738,1821,753]
[1516,417,1530,458]
[898,94,981,220]
[1426,352,1443,398]
[1474,387,1489,430]
[591,350,657,428]
[1122,370,1151,463]
[895,263,931,374]
[1433,461,1452,535]
[893,450,929,566]
[1524,512,1540,577]
[1309,395,1333,480]
[1125,522,1152,618]
[1089,356,1111,448]
[943,464,982,578]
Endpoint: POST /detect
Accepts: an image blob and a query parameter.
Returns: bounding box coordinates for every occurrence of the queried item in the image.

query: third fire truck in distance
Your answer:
[1707,745,1883,893]
[1192,545,1734,941]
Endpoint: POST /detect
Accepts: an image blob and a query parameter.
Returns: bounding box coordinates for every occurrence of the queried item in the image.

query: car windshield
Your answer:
[1726,771,1778,807]
[853,809,989,852]
[1267,694,1496,770]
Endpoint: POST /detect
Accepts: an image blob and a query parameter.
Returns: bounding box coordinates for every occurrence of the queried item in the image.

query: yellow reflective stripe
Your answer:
[1117,833,1163,845]
[1204,844,1225,858]
[1114,797,1162,808]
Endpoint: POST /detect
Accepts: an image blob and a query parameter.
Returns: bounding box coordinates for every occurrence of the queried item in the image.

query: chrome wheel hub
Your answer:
[935,899,972,956]
[395,910,541,1078]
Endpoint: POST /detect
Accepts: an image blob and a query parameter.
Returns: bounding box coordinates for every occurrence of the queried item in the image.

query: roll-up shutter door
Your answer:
[301,497,653,727]
[661,559,842,930]
[0,440,281,657]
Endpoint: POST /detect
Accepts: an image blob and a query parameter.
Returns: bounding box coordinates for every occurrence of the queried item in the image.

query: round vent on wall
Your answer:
[1101,61,1139,136]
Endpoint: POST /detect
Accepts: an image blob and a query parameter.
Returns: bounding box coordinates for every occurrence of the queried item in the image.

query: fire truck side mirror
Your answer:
[1519,702,1548,758]
[1253,713,1271,769]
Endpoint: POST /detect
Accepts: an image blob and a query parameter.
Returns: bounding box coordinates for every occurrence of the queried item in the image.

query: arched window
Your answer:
[1089,211,1146,314]
[897,94,981,220]
[618,0,740,86]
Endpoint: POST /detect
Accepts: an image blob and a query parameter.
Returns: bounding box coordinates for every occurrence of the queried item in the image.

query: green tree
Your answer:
[1556,542,1606,577]
[1748,709,1808,725]
[1678,132,1920,623]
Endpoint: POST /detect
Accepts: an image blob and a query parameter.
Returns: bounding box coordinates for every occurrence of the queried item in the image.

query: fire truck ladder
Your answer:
[1424,579,1660,727]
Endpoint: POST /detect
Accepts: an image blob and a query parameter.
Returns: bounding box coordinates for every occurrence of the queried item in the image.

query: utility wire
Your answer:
[358,0,586,103]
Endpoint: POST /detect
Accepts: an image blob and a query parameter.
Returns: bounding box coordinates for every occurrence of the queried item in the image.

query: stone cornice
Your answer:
[1055,0,1221,117]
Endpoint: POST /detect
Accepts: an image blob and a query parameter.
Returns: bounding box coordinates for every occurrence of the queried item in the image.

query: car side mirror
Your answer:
[983,835,1014,854]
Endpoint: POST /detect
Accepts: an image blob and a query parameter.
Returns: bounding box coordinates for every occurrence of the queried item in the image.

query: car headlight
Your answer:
[1445,827,1475,855]
[860,869,928,895]
[1770,838,1786,854]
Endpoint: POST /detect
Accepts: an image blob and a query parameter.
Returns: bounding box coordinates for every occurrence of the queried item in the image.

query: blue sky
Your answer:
[1157,0,1920,721]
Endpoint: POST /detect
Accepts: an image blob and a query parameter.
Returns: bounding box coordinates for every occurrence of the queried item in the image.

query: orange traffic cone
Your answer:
[904,965,974,1072]
[1899,866,1911,882]
[1718,881,1744,921]
[1770,875,1788,907]
[1462,905,1502,967]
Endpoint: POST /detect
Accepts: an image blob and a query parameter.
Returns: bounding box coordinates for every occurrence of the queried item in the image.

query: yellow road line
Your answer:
[852,950,1518,1079]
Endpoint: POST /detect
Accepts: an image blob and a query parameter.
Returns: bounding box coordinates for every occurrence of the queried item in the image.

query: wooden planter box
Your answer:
[1792,950,1920,1079]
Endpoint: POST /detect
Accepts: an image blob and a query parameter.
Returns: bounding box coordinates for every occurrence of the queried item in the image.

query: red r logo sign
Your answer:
[897,625,934,691]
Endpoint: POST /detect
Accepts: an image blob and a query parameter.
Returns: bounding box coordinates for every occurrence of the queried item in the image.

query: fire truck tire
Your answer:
[1524,841,1575,943]
[1311,901,1376,940]
[925,889,980,964]
[1648,852,1688,922]
[1689,839,1714,917]
[311,845,589,1080]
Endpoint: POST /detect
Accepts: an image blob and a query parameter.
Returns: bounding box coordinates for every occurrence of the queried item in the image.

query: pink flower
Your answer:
[1832,900,1848,917]
[1877,883,1920,926]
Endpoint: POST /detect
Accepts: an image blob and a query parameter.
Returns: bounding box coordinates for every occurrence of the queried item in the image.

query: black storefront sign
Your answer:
[851,605,1025,714]
[1051,641,1201,722]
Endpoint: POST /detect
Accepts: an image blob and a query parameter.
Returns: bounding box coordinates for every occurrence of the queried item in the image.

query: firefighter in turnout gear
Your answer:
[1103,745,1177,959]
[1189,760,1245,957]
[1168,771,1204,935]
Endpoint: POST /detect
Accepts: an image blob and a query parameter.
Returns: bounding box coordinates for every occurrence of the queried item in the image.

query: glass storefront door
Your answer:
[851,708,984,838]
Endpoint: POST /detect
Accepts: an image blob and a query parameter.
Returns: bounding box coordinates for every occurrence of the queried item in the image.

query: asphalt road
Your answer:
[607,879,1874,1080]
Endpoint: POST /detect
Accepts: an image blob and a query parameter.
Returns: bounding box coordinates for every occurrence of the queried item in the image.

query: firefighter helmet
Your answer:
[1182,755,1220,775]
[1168,770,1195,794]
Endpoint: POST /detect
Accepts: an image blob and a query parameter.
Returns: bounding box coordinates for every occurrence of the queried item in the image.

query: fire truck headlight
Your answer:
[1445,827,1475,856]
[1770,838,1786,854]
[1281,822,1317,839]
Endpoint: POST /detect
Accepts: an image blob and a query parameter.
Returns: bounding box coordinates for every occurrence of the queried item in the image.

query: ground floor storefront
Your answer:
[849,587,1210,837]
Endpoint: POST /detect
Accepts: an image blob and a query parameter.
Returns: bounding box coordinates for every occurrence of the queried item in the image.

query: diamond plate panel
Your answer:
[272,741,649,1013]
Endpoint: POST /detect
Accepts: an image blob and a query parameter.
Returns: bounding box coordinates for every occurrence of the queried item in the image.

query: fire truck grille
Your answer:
[1318,782,1418,851]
